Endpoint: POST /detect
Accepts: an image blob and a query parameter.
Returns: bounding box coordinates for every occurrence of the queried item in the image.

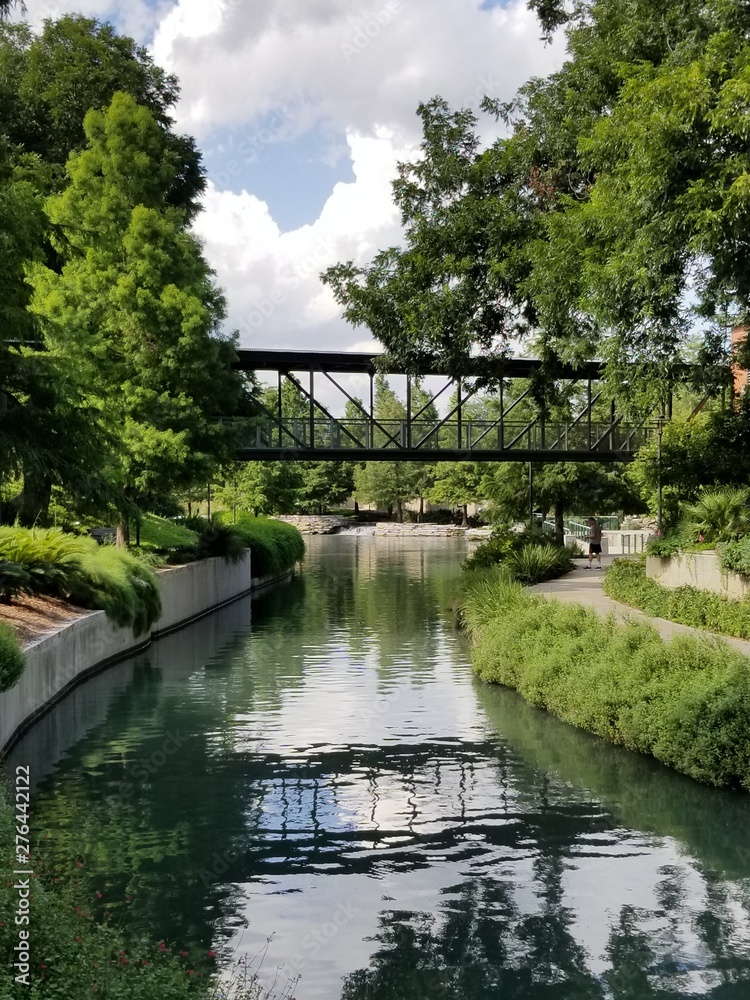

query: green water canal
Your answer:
[9,536,750,998]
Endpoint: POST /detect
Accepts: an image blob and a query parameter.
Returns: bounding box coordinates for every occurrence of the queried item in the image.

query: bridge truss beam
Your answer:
[232,350,657,463]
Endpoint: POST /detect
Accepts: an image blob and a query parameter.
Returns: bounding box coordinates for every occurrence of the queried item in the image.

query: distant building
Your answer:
[731,324,749,396]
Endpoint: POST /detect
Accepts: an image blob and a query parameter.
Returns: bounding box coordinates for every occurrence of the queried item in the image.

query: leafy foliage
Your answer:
[462,568,750,790]
[506,542,574,585]
[464,523,573,583]
[0,621,24,690]
[682,486,750,544]
[229,516,306,577]
[0,526,161,635]
[719,536,750,578]
[603,558,750,639]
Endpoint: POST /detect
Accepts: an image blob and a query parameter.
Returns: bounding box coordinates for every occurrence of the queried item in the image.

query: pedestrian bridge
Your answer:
[230,349,658,463]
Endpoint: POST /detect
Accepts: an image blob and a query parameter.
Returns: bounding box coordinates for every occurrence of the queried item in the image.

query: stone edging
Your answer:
[646,551,750,601]
[0,553,292,755]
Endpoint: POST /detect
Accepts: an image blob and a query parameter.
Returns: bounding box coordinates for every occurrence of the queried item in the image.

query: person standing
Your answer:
[587,517,602,569]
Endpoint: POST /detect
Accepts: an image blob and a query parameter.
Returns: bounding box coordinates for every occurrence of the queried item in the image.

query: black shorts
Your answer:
[589,543,602,555]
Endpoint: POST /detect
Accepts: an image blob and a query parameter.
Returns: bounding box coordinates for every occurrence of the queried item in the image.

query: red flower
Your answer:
[187,969,194,975]
[207,950,216,958]
[142,960,149,966]
[180,950,188,957]
[158,941,167,952]
[103,911,110,918]
[76,861,83,868]
[40,964,46,969]
[96,891,102,898]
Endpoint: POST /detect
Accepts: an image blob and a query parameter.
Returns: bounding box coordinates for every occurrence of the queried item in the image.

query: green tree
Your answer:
[297,462,354,514]
[29,93,245,540]
[430,462,485,526]
[215,461,301,517]
[324,0,747,404]
[0,16,203,211]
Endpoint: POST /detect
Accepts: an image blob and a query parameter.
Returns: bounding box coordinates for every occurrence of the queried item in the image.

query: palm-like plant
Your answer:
[682,487,750,544]
[0,1,25,21]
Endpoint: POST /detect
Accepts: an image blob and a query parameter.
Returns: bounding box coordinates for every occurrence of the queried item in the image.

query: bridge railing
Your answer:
[246,417,652,454]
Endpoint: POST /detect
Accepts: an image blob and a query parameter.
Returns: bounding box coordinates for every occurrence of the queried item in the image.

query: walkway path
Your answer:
[530,556,750,657]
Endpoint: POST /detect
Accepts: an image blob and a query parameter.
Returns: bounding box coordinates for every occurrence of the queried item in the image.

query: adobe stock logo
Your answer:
[340,1,403,61]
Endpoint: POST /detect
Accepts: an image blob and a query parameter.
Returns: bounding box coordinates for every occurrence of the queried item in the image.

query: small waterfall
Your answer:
[336,523,377,536]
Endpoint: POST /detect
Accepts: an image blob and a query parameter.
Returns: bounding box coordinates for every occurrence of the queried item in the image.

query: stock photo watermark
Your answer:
[340,1,402,61]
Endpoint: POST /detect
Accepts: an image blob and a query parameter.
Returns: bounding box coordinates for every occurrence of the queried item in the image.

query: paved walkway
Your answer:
[529,556,750,656]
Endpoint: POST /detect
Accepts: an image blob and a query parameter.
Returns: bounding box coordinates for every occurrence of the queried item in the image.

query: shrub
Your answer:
[0,527,161,636]
[0,623,24,690]
[682,486,750,543]
[719,536,750,578]
[603,558,750,640]
[506,543,573,584]
[0,560,32,603]
[228,515,305,576]
[464,524,573,583]
[461,569,750,790]
[196,523,248,564]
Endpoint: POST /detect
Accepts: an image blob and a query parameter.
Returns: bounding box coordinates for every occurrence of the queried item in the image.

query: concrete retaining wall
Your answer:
[0,553,289,754]
[646,551,750,600]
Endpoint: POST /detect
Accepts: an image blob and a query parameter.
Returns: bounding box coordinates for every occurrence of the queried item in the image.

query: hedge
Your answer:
[603,558,750,639]
[224,515,305,576]
[461,569,750,790]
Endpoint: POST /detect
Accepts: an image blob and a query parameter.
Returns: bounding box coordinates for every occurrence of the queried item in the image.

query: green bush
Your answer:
[0,560,32,603]
[0,622,25,691]
[506,543,574,585]
[461,568,750,790]
[226,515,305,576]
[719,536,750,577]
[0,527,161,636]
[603,558,750,640]
[464,523,573,583]
[682,485,750,543]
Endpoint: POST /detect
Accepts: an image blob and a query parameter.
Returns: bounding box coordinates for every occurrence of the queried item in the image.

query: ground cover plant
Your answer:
[0,527,161,636]
[460,569,750,790]
[138,514,200,554]
[604,558,750,640]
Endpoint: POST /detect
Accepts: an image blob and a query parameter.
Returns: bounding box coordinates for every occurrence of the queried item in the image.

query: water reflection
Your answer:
[10,536,750,998]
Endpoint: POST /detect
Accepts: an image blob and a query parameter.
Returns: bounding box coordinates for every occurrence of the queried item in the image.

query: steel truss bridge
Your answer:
[232,350,659,463]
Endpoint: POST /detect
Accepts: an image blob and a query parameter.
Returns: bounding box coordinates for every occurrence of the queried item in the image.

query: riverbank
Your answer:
[0,554,293,756]
[461,567,750,790]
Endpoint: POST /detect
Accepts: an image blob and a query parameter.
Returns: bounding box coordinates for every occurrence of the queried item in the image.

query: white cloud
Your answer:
[194,131,405,352]
[19,0,565,357]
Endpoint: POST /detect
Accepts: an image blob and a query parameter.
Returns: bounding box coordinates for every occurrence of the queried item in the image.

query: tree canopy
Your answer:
[323,0,748,405]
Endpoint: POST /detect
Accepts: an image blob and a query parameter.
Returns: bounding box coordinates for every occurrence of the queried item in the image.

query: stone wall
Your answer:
[646,551,750,601]
[276,515,350,534]
[0,554,289,754]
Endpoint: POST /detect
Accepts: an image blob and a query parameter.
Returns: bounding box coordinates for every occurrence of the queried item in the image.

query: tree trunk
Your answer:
[117,513,130,548]
[396,500,403,523]
[418,497,424,523]
[461,503,469,528]
[6,470,52,527]
[554,498,565,547]
[354,500,359,516]
[388,504,393,520]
